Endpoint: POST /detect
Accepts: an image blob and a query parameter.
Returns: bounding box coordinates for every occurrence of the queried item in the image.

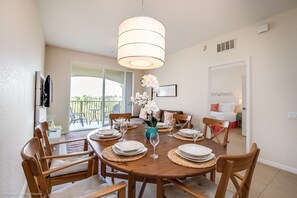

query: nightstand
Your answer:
[237,112,242,128]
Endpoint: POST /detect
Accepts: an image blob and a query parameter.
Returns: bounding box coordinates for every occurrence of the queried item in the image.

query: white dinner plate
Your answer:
[112,146,148,156]
[176,149,212,160]
[179,129,200,135]
[95,132,121,139]
[178,144,212,157]
[96,129,118,136]
[114,121,132,128]
[175,150,215,162]
[177,132,203,138]
[114,140,144,152]
[157,122,168,128]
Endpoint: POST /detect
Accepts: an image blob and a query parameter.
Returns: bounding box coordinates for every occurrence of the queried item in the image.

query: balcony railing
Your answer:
[70,100,122,125]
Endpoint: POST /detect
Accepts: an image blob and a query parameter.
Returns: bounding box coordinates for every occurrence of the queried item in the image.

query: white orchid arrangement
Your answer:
[131,74,160,127]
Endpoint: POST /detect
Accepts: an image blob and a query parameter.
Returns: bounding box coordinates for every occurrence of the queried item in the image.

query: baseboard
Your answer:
[258,157,297,174]
[19,181,27,198]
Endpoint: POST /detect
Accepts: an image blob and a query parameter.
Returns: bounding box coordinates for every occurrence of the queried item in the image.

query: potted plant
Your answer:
[131,74,160,138]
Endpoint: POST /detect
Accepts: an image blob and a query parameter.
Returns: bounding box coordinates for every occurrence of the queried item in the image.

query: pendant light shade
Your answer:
[118,16,165,69]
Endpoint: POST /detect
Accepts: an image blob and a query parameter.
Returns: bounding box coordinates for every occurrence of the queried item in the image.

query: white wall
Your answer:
[45,46,144,132]
[210,65,245,112]
[148,8,297,173]
[0,0,45,196]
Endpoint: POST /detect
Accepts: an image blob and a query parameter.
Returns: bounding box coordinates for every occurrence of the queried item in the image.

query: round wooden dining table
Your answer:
[87,124,226,198]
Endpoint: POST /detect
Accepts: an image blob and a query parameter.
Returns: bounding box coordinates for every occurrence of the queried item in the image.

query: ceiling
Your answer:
[38,0,297,58]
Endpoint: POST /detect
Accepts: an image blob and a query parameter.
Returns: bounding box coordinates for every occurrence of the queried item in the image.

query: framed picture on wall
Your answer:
[156,84,177,97]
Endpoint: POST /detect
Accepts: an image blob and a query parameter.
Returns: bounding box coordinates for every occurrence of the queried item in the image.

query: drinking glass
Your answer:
[167,122,174,137]
[150,132,160,159]
[192,130,201,144]
[115,117,124,129]
[119,122,128,141]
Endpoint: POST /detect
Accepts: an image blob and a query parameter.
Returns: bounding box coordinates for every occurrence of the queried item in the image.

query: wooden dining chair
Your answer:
[202,117,230,181]
[173,114,192,129]
[109,113,131,126]
[34,124,96,191]
[164,143,260,198]
[21,137,126,198]
[203,117,230,150]
[107,113,132,184]
[36,122,88,156]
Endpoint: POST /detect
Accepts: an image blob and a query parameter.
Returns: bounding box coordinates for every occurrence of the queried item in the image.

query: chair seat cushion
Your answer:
[50,174,117,198]
[164,175,233,198]
[50,155,88,177]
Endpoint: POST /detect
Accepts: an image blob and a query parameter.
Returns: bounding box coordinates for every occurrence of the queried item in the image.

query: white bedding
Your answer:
[210,111,237,122]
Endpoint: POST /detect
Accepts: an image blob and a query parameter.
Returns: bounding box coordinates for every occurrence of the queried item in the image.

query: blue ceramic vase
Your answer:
[145,127,158,139]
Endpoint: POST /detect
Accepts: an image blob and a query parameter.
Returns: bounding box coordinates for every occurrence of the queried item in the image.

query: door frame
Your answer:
[208,57,251,152]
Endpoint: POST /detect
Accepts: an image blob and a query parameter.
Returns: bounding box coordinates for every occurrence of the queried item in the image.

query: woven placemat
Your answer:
[173,133,205,142]
[90,134,122,142]
[167,148,216,169]
[114,124,138,130]
[102,146,147,162]
[158,128,171,132]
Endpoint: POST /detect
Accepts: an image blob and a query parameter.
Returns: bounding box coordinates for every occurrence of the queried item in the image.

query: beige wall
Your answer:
[210,65,245,113]
[148,8,297,173]
[45,46,144,131]
[0,0,45,196]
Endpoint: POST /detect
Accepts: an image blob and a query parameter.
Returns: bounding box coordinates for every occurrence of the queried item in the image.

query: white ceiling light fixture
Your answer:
[117,0,165,69]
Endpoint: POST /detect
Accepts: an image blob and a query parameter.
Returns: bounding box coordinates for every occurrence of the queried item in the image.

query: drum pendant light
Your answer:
[117,1,165,69]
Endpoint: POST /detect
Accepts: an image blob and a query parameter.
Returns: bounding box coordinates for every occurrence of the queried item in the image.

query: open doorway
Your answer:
[208,58,250,153]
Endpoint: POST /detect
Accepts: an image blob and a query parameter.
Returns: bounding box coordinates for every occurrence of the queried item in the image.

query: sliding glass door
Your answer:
[70,64,133,131]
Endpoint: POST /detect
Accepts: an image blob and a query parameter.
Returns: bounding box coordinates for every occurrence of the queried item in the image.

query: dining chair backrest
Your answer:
[35,122,52,156]
[203,117,230,150]
[35,123,54,173]
[109,113,131,126]
[215,143,260,198]
[34,125,95,192]
[21,137,122,198]
[21,137,50,197]
[173,114,192,129]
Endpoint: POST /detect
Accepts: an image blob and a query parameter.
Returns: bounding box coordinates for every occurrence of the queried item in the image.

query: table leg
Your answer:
[128,174,136,198]
[210,170,216,181]
[156,178,164,198]
[101,163,106,178]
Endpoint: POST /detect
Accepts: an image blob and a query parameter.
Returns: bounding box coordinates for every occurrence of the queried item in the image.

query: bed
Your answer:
[209,103,238,128]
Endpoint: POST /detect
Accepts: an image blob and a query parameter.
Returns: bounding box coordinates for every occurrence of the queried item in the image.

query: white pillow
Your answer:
[164,111,176,125]
[139,108,147,120]
[218,103,235,113]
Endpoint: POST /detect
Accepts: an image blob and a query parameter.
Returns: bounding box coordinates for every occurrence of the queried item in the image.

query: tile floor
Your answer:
[52,127,297,198]
[108,128,297,197]
[218,128,297,198]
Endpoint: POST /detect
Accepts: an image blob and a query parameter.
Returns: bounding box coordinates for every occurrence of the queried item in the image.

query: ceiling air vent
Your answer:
[217,39,235,53]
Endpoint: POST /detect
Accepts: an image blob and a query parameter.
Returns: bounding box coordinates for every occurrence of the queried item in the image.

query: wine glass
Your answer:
[192,130,201,144]
[150,132,160,159]
[167,121,174,137]
[119,122,128,141]
[114,117,124,129]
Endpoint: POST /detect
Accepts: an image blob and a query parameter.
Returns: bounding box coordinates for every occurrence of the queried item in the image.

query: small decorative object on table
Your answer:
[131,74,160,138]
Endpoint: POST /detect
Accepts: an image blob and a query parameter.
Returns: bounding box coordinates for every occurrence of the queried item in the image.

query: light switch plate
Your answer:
[288,112,297,120]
